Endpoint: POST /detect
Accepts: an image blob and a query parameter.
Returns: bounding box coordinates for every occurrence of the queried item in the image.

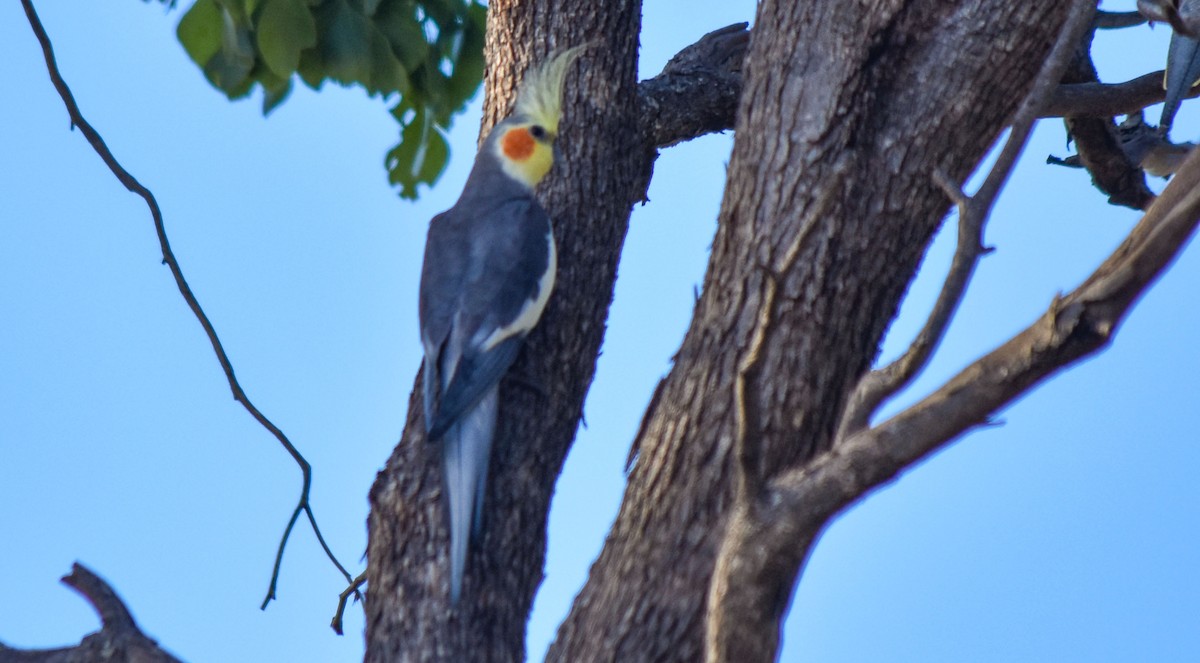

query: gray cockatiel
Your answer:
[418,47,582,602]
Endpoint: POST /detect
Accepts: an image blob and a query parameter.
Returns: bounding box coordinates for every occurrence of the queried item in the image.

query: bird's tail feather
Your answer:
[1163,34,1200,133]
[443,384,498,602]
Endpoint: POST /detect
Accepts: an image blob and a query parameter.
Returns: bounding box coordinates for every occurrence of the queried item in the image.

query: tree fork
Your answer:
[551,2,1081,662]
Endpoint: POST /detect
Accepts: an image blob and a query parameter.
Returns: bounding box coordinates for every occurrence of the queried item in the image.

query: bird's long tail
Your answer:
[443,383,498,602]
[1162,33,1200,134]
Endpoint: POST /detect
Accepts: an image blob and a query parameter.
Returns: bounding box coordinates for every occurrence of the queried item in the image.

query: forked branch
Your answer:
[772,137,1200,548]
[836,0,1096,440]
[710,50,1200,663]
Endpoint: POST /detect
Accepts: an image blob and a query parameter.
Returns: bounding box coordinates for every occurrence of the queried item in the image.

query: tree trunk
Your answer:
[550,2,1074,662]
[364,0,646,660]
[366,1,1080,661]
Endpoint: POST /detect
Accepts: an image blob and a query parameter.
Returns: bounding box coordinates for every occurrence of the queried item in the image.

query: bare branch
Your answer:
[0,564,182,663]
[705,4,1107,661]
[640,23,1196,153]
[331,572,368,635]
[836,0,1095,441]
[762,110,1200,663]
[19,0,355,607]
[1094,11,1147,29]
[638,23,749,149]
[1044,71,1200,118]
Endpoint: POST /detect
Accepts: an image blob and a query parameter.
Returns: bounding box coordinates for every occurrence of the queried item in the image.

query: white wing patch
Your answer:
[482,230,556,351]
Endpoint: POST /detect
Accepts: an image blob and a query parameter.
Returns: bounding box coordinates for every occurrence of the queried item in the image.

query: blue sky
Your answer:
[1,2,1197,661]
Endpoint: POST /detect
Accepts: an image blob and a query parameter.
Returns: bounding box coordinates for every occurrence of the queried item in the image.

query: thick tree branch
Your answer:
[1045,71,1200,118]
[637,23,1197,154]
[774,139,1200,540]
[555,2,1090,661]
[836,3,1091,441]
[638,23,749,149]
[365,2,649,659]
[1094,10,1147,30]
[710,91,1200,663]
[0,564,182,663]
[19,0,354,607]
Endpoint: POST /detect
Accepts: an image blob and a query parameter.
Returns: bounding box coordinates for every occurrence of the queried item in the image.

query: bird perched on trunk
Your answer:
[418,46,583,602]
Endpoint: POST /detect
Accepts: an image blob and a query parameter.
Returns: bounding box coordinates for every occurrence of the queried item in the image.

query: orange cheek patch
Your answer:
[501,127,536,161]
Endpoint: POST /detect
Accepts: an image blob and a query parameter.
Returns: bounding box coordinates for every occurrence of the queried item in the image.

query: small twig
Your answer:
[330,571,369,635]
[836,0,1098,440]
[20,0,354,608]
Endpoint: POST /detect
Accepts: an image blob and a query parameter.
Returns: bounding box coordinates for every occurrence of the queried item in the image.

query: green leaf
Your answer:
[311,0,409,95]
[366,27,410,96]
[203,5,256,95]
[257,66,295,113]
[256,0,317,78]
[171,0,487,197]
[374,1,428,71]
[177,0,223,67]
[212,0,248,23]
[387,108,449,199]
[296,46,327,88]
[418,0,456,29]
[443,4,484,108]
[317,0,372,85]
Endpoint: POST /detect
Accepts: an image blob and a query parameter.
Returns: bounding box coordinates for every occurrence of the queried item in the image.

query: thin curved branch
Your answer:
[836,0,1093,440]
[19,0,354,608]
[330,571,369,635]
[0,563,182,663]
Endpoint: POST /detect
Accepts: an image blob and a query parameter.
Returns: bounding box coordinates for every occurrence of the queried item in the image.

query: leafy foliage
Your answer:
[161,0,486,198]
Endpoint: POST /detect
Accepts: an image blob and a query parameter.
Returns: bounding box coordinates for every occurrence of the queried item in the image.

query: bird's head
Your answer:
[492,46,585,188]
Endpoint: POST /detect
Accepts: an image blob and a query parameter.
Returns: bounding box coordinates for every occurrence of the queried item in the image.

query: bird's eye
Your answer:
[529,125,547,140]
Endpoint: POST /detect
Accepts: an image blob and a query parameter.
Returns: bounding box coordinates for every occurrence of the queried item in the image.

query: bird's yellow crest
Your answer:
[513,45,585,135]
[493,45,585,187]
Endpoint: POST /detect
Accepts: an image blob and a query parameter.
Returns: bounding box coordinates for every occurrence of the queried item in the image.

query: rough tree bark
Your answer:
[15,0,1197,662]
[0,564,181,663]
[360,1,1196,663]
[550,2,1079,661]
[364,1,646,660]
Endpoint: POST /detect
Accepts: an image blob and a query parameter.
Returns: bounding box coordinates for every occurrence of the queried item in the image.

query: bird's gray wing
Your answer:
[419,210,468,431]
[426,198,554,439]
